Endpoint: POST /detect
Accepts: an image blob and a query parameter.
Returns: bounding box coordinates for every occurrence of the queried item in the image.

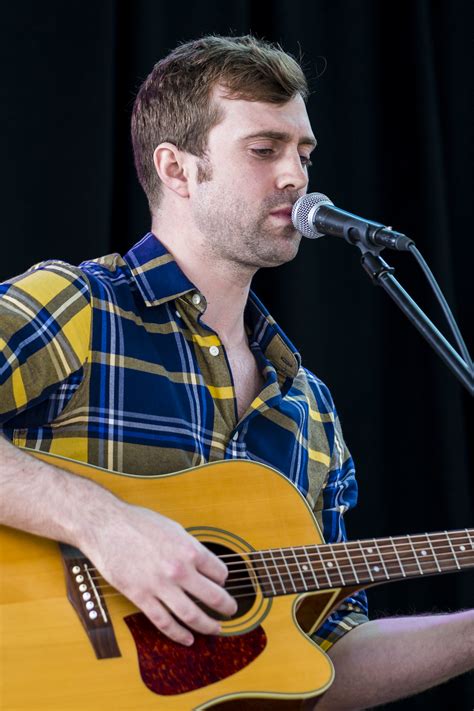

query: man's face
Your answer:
[189,88,316,272]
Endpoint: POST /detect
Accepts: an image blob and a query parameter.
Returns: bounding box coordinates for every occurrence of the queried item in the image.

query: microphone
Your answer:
[292,193,414,251]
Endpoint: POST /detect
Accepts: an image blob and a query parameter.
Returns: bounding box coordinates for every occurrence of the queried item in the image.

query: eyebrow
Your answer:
[240,130,317,149]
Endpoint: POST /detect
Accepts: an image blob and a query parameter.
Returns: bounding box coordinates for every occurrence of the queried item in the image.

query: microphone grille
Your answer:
[292,192,334,238]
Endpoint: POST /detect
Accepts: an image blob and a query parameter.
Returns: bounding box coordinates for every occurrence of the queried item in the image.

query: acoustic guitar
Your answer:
[1,449,472,710]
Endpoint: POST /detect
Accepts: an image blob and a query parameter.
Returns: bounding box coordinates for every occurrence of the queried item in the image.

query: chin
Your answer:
[259,243,301,268]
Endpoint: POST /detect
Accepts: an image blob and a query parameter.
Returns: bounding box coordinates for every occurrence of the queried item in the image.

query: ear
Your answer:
[153,143,190,198]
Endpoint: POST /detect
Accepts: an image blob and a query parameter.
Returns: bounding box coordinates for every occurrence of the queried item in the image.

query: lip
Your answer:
[269,206,293,220]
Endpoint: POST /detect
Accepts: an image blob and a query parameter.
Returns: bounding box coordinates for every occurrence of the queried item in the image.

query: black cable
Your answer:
[408,244,473,373]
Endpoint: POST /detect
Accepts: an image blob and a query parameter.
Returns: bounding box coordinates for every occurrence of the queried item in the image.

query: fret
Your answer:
[313,546,333,587]
[255,551,276,597]
[328,544,347,585]
[411,533,440,575]
[290,548,308,592]
[357,541,374,582]
[268,549,288,594]
[407,537,424,575]
[426,534,442,573]
[449,530,474,566]
[279,548,297,593]
[444,531,461,570]
[343,541,360,584]
[316,545,345,586]
[373,539,390,579]
[357,540,391,583]
[252,528,474,600]
[302,547,320,590]
[317,545,346,587]
[389,536,406,577]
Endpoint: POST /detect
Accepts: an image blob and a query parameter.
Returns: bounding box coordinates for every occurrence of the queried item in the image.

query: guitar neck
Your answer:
[253,529,474,597]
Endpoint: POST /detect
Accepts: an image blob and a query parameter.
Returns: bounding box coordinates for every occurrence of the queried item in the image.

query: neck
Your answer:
[249,529,474,598]
[151,213,254,348]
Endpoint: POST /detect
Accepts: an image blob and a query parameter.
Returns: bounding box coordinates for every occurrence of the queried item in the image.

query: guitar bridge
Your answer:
[59,543,121,659]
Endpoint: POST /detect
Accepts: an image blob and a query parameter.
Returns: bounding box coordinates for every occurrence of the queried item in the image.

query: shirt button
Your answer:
[192,293,201,306]
[209,345,220,357]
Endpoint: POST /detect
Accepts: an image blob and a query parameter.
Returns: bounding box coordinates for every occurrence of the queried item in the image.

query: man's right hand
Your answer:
[0,437,237,647]
[81,500,238,646]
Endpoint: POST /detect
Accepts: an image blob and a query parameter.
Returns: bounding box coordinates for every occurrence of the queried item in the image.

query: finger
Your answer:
[159,586,222,636]
[142,597,195,646]
[184,572,238,617]
[194,542,229,585]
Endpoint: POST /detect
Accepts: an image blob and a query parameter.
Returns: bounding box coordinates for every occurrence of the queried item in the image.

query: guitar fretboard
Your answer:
[251,529,474,597]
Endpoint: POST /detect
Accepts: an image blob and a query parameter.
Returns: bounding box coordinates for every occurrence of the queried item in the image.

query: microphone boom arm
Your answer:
[360,252,473,396]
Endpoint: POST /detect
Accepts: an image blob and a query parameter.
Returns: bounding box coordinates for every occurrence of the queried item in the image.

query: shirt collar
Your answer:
[123,232,195,307]
[246,292,301,380]
[124,232,301,379]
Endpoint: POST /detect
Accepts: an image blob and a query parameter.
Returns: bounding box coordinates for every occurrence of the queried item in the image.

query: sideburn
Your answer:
[197,158,213,183]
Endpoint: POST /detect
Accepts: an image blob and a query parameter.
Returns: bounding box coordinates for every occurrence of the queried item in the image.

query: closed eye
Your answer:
[251,148,275,157]
[251,148,312,167]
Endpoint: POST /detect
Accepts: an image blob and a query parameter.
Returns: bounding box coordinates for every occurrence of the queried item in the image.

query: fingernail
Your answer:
[184,635,194,646]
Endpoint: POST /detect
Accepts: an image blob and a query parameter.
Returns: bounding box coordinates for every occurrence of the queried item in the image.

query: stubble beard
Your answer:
[194,160,302,272]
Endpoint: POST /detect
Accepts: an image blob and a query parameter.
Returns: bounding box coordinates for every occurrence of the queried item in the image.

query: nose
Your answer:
[275,152,309,192]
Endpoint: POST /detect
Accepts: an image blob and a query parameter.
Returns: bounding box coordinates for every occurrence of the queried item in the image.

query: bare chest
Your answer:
[226,345,265,421]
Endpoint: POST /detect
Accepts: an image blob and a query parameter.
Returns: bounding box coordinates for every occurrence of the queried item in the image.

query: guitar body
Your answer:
[0,453,351,710]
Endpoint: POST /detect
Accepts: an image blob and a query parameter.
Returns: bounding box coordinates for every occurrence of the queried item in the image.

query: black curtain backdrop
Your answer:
[1,1,473,707]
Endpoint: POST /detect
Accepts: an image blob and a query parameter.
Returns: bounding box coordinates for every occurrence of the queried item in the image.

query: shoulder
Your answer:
[1,259,91,303]
[1,252,132,304]
[296,366,338,416]
[0,260,94,321]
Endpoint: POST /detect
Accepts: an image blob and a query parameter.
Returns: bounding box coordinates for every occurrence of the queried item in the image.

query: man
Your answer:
[0,35,472,709]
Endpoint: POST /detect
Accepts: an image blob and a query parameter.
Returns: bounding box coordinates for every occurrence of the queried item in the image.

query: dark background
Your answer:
[1,1,472,707]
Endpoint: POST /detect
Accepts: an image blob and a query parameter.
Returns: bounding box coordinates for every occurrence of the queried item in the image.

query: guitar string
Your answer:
[79,537,473,579]
[81,547,474,589]
[86,552,474,590]
[78,531,473,575]
[90,552,472,601]
[80,551,474,598]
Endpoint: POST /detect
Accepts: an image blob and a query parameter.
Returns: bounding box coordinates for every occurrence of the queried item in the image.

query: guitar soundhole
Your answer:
[201,542,256,620]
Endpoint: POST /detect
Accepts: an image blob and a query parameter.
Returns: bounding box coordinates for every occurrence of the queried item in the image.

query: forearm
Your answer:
[0,436,122,550]
[314,610,474,710]
[0,435,236,645]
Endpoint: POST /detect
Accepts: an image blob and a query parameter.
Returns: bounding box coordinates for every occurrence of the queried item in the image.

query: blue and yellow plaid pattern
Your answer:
[0,232,368,647]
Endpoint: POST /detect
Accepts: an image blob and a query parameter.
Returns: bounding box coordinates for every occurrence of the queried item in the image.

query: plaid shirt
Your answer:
[0,231,368,648]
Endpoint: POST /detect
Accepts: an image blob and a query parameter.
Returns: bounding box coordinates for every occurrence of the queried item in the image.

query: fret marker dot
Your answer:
[366,548,373,554]
[302,564,309,571]
[421,550,427,556]
[327,562,333,568]
[459,545,466,552]
[373,566,380,572]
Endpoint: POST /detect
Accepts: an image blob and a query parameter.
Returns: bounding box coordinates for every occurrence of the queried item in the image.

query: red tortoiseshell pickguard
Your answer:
[124,612,267,695]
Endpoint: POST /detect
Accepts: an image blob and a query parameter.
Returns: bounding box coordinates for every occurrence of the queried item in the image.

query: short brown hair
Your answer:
[131,35,309,209]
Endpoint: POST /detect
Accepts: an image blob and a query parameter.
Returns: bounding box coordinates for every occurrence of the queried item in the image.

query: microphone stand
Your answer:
[358,250,473,396]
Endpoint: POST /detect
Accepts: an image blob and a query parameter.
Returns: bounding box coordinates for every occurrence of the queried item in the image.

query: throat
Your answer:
[226,346,265,421]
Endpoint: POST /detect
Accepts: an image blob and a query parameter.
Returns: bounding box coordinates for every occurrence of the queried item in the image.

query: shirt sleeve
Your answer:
[0,261,92,424]
[310,399,369,651]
